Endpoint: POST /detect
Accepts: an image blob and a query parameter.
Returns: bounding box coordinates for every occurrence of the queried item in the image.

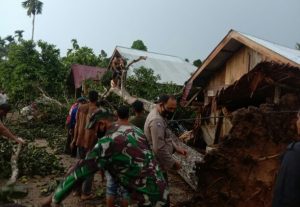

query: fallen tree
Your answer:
[104,86,155,112]
[103,60,202,189]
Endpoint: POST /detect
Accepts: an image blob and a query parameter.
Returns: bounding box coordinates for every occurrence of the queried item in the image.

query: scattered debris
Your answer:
[190,96,299,207]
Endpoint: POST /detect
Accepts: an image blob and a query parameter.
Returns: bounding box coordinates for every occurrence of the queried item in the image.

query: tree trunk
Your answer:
[6,144,22,186]
[104,86,201,190]
[31,14,35,41]
[104,86,155,112]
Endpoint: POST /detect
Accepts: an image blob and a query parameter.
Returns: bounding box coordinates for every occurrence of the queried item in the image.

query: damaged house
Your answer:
[179,30,300,207]
[182,29,300,145]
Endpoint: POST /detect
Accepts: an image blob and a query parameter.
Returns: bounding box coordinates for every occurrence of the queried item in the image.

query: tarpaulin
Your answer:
[71,64,107,89]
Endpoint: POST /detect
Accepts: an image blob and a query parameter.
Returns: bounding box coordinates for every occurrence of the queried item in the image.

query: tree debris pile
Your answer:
[191,94,299,207]
[0,103,67,179]
[0,140,64,178]
[18,144,64,176]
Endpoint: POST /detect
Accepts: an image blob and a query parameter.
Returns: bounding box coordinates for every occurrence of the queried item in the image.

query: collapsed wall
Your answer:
[188,94,299,207]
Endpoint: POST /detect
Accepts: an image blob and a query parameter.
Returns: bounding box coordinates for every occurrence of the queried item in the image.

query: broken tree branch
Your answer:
[37,87,64,107]
[256,154,281,161]
[6,143,22,186]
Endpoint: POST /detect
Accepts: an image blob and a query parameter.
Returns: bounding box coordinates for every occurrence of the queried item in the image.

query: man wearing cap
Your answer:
[42,109,169,207]
[144,95,187,174]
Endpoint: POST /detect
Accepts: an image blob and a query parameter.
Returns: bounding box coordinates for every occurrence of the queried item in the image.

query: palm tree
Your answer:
[22,0,43,41]
[4,35,15,44]
[14,30,24,42]
[0,37,7,59]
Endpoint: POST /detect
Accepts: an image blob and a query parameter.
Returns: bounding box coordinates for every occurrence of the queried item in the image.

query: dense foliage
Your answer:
[0,139,64,178]
[131,40,148,51]
[0,102,67,178]
[126,67,181,101]
[193,59,202,67]
[0,40,67,103]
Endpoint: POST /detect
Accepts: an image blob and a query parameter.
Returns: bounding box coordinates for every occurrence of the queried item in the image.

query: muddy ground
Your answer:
[0,139,194,207]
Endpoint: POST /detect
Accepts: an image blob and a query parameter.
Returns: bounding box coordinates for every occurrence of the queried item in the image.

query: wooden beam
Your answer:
[273,86,281,104]
[184,90,201,107]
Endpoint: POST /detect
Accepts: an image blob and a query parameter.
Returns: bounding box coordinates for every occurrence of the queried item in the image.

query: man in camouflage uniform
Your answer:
[42,109,168,207]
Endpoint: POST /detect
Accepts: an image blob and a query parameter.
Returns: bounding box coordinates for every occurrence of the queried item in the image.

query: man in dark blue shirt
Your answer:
[272,112,300,207]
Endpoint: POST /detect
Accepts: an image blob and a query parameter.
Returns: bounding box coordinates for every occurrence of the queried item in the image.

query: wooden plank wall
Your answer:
[206,46,269,92]
[248,48,269,70]
[225,47,249,85]
[206,66,226,92]
[203,46,270,144]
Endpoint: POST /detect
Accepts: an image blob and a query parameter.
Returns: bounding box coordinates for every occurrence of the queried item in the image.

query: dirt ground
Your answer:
[0,139,195,207]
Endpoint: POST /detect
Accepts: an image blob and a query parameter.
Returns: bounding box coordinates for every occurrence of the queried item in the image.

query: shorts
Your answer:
[105,171,129,199]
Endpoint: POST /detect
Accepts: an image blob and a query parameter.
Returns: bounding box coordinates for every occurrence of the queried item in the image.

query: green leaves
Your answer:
[18,144,64,176]
[22,0,43,16]
[63,39,108,69]
[126,67,181,101]
[0,40,66,103]
[131,40,148,51]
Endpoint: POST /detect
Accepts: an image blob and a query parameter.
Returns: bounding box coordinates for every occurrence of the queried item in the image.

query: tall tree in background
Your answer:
[14,30,24,42]
[131,40,148,51]
[63,39,103,68]
[0,37,6,60]
[22,0,43,41]
[193,59,202,67]
[296,43,300,50]
[4,35,15,44]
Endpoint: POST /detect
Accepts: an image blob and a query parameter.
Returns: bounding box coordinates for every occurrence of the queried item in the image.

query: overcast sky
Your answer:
[1,0,300,61]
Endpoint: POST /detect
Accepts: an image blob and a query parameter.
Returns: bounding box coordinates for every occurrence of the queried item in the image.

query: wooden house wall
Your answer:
[206,66,226,92]
[206,46,269,93]
[225,47,249,85]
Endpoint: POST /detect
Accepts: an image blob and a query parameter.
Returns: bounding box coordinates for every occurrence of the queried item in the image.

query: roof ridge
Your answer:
[116,45,184,60]
[237,31,299,52]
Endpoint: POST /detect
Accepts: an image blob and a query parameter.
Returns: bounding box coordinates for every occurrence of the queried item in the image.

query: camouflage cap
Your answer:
[87,108,115,129]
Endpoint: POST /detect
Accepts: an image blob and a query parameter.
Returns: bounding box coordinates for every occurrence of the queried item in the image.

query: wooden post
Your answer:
[214,111,223,144]
[274,86,281,104]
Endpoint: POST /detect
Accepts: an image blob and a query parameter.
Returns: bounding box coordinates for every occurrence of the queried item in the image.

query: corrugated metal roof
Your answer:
[240,32,300,65]
[116,46,197,85]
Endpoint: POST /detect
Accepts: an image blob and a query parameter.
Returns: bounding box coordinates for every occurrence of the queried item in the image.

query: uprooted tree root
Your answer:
[189,94,299,207]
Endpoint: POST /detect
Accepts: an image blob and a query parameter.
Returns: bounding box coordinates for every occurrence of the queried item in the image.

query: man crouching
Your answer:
[42,108,168,207]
